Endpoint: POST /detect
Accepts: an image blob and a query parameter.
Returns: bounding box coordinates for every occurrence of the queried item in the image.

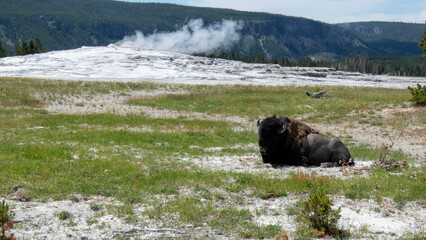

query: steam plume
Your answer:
[118,19,244,54]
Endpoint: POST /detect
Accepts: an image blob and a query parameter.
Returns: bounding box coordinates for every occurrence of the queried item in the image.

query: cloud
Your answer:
[118,19,244,54]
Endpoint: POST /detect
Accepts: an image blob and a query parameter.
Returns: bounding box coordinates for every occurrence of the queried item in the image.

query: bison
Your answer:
[257,115,354,167]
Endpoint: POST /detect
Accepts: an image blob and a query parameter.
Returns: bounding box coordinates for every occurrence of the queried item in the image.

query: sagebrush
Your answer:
[301,190,345,238]
[0,200,15,240]
[408,84,426,106]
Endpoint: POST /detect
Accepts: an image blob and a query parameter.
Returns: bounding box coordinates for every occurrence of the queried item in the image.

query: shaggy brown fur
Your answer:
[282,116,322,149]
[258,115,354,166]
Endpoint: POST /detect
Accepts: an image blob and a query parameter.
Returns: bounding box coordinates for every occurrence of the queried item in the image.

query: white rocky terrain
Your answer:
[0,44,425,88]
[0,45,425,239]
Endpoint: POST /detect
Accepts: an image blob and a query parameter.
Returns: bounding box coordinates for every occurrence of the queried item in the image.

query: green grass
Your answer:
[0,77,164,108]
[128,84,412,123]
[348,143,409,162]
[342,167,426,202]
[0,77,425,238]
[0,77,422,201]
[145,196,282,238]
[107,204,136,222]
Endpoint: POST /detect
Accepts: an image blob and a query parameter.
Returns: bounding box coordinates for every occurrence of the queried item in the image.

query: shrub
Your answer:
[0,200,15,240]
[408,84,426,106]
[89,203,102,211]
[57,211,72,220]
[300,190,342,237]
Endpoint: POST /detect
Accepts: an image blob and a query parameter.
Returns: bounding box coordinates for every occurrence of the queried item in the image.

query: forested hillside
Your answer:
[0,0,425,60]
[338,22,425,42]
[337,22,425,57]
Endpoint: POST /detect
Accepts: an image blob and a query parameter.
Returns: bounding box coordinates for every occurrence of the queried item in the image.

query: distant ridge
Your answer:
[0,0,424,60]
[337,21,425,57]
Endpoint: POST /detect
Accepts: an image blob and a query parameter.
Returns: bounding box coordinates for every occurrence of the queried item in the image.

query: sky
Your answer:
[118,0,426,24]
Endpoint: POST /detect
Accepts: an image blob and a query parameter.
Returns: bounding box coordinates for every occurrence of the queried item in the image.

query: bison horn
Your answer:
[257,119,261,129]
[278,123,286,134]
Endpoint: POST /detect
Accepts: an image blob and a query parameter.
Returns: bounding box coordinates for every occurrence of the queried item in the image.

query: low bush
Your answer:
[57,211,72,221]
[300,190,348,238]
[408,84,426,106]
[0,200,15,240]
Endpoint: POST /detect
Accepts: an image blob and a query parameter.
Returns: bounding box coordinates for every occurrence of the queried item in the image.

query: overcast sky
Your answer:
[118,0,426,23]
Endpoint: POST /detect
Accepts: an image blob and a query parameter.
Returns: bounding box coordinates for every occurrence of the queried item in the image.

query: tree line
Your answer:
[196,51,426,77]
[0,38,43,57]
[195,52,329,67]
[197,34,425,77]
[14,38,43,55]
[332,55,425,76]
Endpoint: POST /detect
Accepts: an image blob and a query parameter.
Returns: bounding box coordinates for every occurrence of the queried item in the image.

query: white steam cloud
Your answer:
[118,19,244,54]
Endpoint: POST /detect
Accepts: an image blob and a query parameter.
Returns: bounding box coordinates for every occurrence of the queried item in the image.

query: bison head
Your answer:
[257,115,289,163]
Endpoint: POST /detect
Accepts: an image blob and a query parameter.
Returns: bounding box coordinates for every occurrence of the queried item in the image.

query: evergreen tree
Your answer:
[420,31,426,60]
[0,42,7,57]
[34,38,43,53]
[15,41,28,55]
[28,40,36,54]
[14,44,21,55]
[254,55,265,63]
[14,38,43,55]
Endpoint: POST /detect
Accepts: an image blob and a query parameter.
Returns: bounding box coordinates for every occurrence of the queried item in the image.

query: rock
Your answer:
[12,185,21,193]
[11,186,29,202]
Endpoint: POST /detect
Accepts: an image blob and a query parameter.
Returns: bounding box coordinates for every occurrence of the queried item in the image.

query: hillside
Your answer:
[0,0,424,60]
[337,22,425,43]
[337,21,426,57]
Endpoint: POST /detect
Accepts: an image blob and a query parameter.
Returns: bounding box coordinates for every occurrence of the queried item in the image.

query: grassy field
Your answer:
[0,77,425,238]
[128,84,411,122]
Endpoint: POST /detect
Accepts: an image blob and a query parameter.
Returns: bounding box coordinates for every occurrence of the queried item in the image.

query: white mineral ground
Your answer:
[1,45,425,239]
[0,44,425,88]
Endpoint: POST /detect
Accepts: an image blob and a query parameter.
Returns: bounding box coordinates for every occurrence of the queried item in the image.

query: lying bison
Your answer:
[257,115,354,167]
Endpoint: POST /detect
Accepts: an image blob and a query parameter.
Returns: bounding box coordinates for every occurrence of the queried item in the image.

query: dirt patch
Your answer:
[180,153,373,180]
[335,196,425,239]
[4,190,424,240]
[5,196,195,240]
[311,121,425,164]
[41,91,250,126]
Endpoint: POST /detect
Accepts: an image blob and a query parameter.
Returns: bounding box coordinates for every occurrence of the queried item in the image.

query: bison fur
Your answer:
[257,115,354,167]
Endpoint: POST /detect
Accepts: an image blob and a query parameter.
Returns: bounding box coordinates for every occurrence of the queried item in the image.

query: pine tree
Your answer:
[0,42,8,57]
[28,40,36,54]
[14,44,21,55]
[15,41,29,55]
[34,38,43,53]
[14,38,43,56]
[254,55,265,63]
[419,31,426,60]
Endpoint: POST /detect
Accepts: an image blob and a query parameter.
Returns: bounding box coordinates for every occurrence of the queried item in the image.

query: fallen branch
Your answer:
[373,130,408,170]
[305,90,331,98]
[111,227,189,239]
